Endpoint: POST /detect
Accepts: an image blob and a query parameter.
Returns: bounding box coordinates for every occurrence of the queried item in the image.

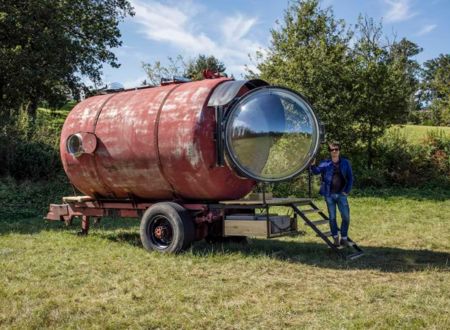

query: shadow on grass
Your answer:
[99,229,450,273]
[2,217,449,273]
[189,238,450,273]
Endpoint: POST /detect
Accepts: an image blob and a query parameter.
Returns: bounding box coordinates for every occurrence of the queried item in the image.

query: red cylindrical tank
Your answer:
[61,78,256,201]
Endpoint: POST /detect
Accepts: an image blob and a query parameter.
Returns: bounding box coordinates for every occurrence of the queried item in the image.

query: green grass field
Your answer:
[1,188,449,329]
[2,106,449,328]
[388,124,450,144]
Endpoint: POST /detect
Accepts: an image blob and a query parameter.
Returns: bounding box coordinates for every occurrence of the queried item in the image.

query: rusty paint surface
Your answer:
[60,78,256,201]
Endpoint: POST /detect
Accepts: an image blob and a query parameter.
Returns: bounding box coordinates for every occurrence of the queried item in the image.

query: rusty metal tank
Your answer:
[61,78,322,201]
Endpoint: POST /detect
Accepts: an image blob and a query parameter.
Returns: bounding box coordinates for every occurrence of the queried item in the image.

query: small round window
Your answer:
[67,134,83,157]
[225,87,320,182]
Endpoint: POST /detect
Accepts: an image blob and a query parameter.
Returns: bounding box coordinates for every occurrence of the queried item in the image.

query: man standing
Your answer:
[311,142,354,247]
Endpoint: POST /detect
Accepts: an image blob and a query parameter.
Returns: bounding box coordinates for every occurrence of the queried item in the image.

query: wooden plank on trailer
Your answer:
[63,196,95,203]
[219,197,311,205]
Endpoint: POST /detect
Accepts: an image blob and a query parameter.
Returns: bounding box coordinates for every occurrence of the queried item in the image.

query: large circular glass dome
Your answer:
[225,87,320,182]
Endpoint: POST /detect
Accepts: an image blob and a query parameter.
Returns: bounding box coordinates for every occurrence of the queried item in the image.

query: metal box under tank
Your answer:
[224,214,296,237]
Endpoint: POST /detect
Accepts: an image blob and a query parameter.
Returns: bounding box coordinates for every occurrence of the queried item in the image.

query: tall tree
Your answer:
[142,55,188,86]
[251,1,421,168]
[351,16,421,168]
[250,0,355,147]
[421,54,450,125]
[0,0,134,121]
[389,38,423,120]
[142,54,226,85]
[185,55,226,81]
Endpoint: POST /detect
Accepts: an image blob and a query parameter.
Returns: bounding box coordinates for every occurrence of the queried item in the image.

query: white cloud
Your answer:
[129,0,263,77]
[115,46,147,62]
[384,0,417,22]
[221,14,257,43]
[131,0,215,53]
[416,24,437,36]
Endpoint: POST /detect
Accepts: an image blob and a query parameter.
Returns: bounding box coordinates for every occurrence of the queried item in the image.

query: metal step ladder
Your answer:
[291,200,364,260]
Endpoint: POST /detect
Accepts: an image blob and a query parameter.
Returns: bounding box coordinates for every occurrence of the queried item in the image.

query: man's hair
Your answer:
[328,141,340,151]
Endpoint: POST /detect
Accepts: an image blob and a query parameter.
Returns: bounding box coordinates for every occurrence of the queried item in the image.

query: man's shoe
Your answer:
[340,238,354,247]
[333,236,340,247]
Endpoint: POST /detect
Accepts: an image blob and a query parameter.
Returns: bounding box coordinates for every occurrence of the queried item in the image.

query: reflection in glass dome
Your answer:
[225,88,319,181]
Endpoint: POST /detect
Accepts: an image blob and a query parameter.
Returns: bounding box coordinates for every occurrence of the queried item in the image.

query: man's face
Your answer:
[329,146,340,156]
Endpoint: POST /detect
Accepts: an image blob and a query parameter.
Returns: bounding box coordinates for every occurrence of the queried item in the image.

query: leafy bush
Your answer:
[0,175,73,219]
[8,141,62,180]
[362,128,450,188]
[271,173,320,197]
[0,105,69,181]
[354,167,387,188]
[276,128,450,194]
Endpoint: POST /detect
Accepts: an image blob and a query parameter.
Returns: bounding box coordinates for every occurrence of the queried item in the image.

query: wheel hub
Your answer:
[154,225,168,239]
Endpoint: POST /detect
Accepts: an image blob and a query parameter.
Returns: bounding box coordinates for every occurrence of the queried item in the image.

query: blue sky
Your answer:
[102,0,450,88]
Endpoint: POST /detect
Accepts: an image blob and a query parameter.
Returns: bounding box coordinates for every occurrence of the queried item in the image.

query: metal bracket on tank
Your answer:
[319,122,326,143]
[207,79,268,107]
[215,105,225,167]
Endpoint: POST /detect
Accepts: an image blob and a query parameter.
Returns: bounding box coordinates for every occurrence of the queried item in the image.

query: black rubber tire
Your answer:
[140,202,195,253]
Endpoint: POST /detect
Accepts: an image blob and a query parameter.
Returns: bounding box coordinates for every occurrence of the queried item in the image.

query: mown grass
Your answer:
[1,105,449,328]
[389,124,450,144]
[1,188,449,329]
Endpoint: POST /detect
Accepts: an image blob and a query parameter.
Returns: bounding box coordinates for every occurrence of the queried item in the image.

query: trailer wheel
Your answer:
[140,202,195,253]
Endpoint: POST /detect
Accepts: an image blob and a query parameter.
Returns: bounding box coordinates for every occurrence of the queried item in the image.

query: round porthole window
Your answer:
[67,133,84,157]
[224,87,321,182]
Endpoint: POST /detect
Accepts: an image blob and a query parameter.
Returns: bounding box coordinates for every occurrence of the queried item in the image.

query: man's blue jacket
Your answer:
[311,157,353,197]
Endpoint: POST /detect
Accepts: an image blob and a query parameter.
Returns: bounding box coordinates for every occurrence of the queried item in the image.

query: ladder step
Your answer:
[296,202,364,260]
[347,252,364,260]
[310,219,329,226]
[301,209,321,214]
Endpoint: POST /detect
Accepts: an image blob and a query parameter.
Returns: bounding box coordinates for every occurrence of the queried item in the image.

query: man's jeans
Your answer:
[325,193,350,237]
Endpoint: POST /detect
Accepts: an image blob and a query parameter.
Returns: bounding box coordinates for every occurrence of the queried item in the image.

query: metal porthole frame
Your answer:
[222,85,322,183]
